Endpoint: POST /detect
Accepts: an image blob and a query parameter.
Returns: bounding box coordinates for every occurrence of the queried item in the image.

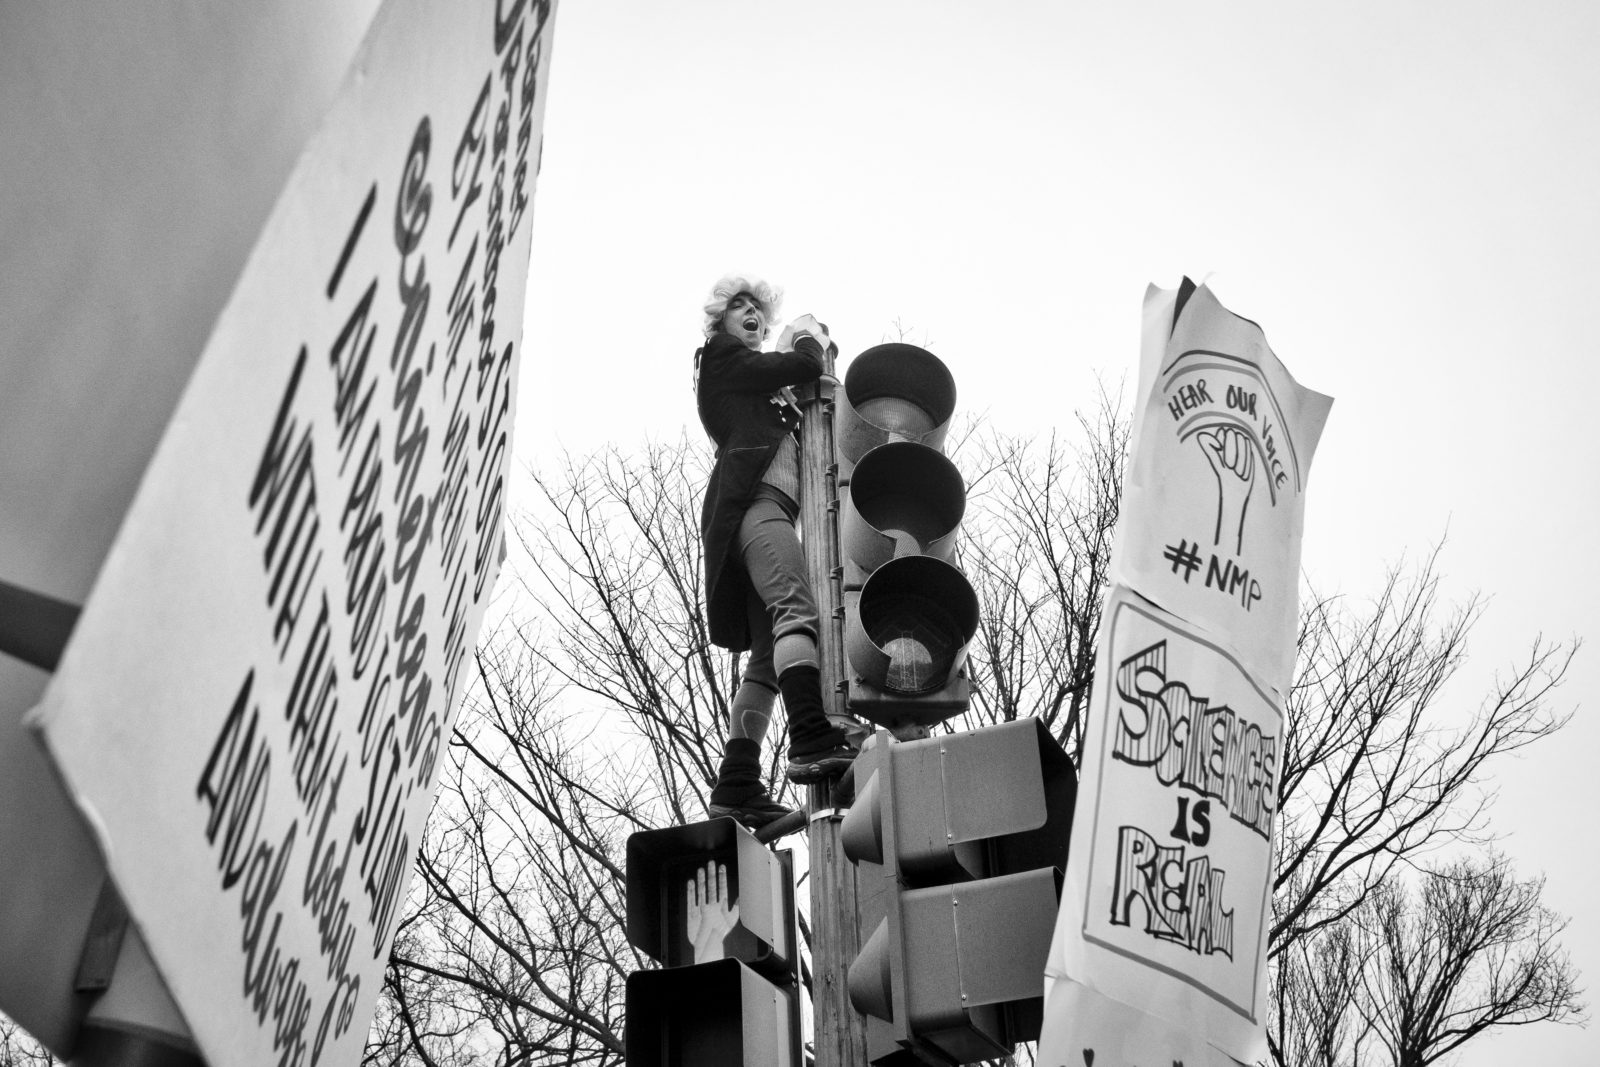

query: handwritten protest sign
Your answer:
[1044,589,1279,1063]
[1113,282,1332,695]
[27,1,557,1064]
[1040,281,1331,1066]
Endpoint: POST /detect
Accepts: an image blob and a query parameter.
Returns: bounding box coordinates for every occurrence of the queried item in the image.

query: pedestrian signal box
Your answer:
[841,719,1077,1064]
[626,816,795,975]
[624,817,802,1067]
[624,958,798,1067]
[834,344,978,729]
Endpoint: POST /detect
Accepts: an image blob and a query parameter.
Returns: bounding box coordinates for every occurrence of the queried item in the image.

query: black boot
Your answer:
[780,665,857,784]
[707,738,794,829]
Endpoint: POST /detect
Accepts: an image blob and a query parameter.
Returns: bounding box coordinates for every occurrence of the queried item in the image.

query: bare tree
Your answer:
[0,1016,53,1067]
[1268,920,1370,1067]
[359,414,1582,1067]
[1356,853,1583,1067]
[1264,549,1582,1066]
[360,413,1129,1065]
[956,385,1128,756]
[362,434,754,1066]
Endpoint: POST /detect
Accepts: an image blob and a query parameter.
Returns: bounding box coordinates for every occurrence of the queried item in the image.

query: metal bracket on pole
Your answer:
[0,578,81,672]
[73,879,129,993]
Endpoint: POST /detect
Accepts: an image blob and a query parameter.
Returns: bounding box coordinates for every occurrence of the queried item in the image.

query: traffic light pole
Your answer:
[796,356,868,1067]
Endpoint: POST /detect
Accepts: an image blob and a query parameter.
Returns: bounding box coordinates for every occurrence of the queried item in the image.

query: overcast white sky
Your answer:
[516,3,1599,1062]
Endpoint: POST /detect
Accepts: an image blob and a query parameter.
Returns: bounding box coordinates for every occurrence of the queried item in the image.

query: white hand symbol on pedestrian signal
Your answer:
[685,860,739,964]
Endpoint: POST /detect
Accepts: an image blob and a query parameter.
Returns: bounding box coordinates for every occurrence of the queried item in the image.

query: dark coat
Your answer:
[695,330,825,650]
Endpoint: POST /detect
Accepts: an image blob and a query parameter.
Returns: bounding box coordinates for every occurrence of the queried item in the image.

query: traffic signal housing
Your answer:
[834,344,978,730]
[624,817,801,1066]
[841,719,1078,1064]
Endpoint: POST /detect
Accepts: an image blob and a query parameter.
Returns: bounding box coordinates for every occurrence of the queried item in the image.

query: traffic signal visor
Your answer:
[835,343,957,474]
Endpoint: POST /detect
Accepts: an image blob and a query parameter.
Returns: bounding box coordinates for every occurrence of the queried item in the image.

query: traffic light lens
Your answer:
[855,397,937,440]
[855,556,979,696]
[872,595,961,693]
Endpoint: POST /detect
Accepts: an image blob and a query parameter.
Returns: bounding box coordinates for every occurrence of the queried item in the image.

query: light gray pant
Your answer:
[730,489,819,740]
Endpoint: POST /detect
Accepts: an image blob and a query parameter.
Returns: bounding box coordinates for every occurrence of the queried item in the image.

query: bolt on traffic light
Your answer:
[835,344,978,729]
[840,719,1078,1065]
[623,817,802,1067]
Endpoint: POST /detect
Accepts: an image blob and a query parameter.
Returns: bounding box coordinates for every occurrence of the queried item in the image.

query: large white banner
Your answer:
[1040,281,1331,1066]
[0,3,379,1050]
[1113,282,1332,696]
[1038,979,1243,1067]
[1043,589,1279,1064]
[27,0,557,1064]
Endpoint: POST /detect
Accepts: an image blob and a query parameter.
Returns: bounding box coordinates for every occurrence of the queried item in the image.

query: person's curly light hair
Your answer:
[702,273,783,339]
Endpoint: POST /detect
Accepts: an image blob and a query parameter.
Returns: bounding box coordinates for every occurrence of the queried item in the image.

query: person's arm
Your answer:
[699,332,825,394]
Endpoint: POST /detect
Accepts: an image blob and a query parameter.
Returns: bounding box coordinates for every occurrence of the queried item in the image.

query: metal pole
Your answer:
[796,352,867,1067]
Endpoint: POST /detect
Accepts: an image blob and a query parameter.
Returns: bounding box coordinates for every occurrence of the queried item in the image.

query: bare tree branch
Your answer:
[353,419,1582,1067]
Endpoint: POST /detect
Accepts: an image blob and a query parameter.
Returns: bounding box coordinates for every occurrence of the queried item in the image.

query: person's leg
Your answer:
[707,589,792,827]
[736,496,853,783]
[726,679,776,741]
[729,606,778,744]
[775,664,853,782]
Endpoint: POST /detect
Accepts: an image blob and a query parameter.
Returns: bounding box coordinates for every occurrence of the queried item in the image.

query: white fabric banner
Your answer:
[1045,589,1279,1063]
[1037,978,1243,1067]
[1113,282,1332,696]
[1040,281,1331,1066]
[27,0,557,1064]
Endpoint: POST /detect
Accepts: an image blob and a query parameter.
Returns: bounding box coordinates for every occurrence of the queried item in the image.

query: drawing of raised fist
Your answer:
[1196,425,1256,555]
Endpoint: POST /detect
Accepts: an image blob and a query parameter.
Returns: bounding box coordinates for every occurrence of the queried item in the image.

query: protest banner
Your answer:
[1113,282,1333,696]
[1039,281,1331,1066]
[25,0,559,1064]
[0,2,380,1051]
[1042,588,1280,1064]
[1038,979,1242,1067]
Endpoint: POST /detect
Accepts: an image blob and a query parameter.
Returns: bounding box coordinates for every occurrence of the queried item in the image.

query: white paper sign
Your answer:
[1041,282,1332,1067]
[1113,282,1332,695]
[1047,590,1278,1062]
[1036,978,1243,1067]
[28,1,557,1064]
